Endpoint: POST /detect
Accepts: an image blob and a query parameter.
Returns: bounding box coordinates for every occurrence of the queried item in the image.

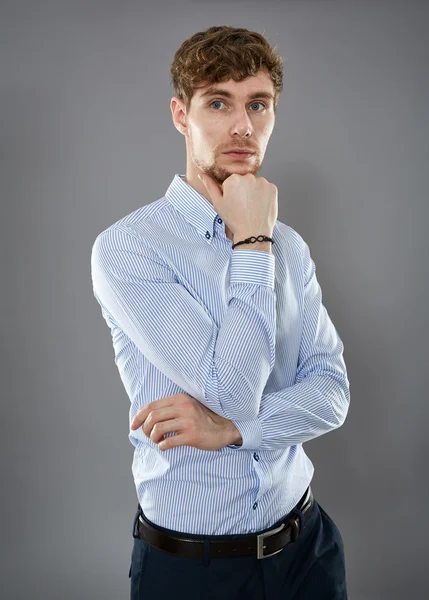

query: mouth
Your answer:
[223,152,255,160]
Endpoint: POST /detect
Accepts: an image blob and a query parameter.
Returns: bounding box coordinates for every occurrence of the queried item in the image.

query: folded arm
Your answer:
[91,225,277,421]
[226,240,350,451]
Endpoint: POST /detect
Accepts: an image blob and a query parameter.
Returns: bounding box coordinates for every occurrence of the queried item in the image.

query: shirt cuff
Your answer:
[226,418,263,450]
[230,250,275,289]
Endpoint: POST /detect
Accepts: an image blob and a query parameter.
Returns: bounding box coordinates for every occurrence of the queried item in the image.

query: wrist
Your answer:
[227,420,243,446]
[232,234,273,254]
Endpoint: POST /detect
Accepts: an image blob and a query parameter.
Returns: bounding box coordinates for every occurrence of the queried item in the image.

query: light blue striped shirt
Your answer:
[90,173,350,535]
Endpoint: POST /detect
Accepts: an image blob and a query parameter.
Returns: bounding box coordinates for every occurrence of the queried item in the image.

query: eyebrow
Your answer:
[199,87,275,103]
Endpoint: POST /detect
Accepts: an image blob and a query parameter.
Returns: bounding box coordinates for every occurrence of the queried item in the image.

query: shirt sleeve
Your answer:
[91,225,277,421]
[226,239,350,450]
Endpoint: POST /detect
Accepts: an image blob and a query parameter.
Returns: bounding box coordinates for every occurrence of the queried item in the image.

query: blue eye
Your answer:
[250,102,265,111]
[210,100,225,110]
[209,100,266,111]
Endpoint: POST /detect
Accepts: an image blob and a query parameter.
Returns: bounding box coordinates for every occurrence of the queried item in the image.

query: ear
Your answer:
[170,97,187,135]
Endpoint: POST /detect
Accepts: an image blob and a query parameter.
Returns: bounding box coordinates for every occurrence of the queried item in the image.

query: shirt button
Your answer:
[253,501,258,510]
[253,453,259,461]
[217,218,222,223]
[205,231,211,239]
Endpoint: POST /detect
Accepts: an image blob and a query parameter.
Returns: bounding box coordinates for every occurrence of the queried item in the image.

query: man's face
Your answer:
[171,68,277,187]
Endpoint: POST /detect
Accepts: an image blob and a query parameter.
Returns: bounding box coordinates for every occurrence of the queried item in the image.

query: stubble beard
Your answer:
[192,148,262,187]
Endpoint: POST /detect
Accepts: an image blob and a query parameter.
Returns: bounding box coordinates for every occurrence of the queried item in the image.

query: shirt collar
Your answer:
[165,174,226,245]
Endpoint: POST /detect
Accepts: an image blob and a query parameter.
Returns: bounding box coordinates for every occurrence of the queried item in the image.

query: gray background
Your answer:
[2,1,428,599]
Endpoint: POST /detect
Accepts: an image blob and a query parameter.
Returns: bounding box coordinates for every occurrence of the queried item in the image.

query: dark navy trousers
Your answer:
[128,497,348,599]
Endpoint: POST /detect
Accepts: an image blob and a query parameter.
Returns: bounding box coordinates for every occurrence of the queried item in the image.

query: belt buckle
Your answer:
[256,522,286,559]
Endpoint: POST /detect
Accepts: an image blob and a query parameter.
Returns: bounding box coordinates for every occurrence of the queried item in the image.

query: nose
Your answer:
[231,108,253,138]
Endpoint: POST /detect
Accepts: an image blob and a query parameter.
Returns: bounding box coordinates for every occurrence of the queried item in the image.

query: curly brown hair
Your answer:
[170,26,284,115]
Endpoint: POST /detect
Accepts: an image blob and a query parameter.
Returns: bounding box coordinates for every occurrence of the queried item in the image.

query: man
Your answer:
[91,25,350,600]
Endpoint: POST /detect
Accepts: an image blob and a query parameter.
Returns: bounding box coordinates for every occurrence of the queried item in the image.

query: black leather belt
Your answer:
[135,485,314,560]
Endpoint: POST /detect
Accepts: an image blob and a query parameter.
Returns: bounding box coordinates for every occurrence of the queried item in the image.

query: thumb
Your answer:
[198,173,223,206]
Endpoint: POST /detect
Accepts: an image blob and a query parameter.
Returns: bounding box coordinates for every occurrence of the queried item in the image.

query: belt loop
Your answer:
[288,508,304,543]
[132,504,141,539]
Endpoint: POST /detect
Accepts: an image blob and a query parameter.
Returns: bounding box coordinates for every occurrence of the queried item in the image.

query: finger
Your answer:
[149,417,183,444]
[130,396,174,429]
[130,404,151,429]
[159,432,188,451]
[143,409,179,438]
[130,410,146,429]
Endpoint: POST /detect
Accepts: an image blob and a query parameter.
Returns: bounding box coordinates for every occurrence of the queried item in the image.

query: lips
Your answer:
[224,151,255,154]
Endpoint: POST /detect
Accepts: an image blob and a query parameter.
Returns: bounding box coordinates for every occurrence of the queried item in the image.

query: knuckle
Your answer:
[181,398,193,410]
[150,423,162,441]
[143,413,153,433]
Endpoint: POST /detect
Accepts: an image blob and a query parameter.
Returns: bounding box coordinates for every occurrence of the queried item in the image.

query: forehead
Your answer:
[194,69,275,102]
